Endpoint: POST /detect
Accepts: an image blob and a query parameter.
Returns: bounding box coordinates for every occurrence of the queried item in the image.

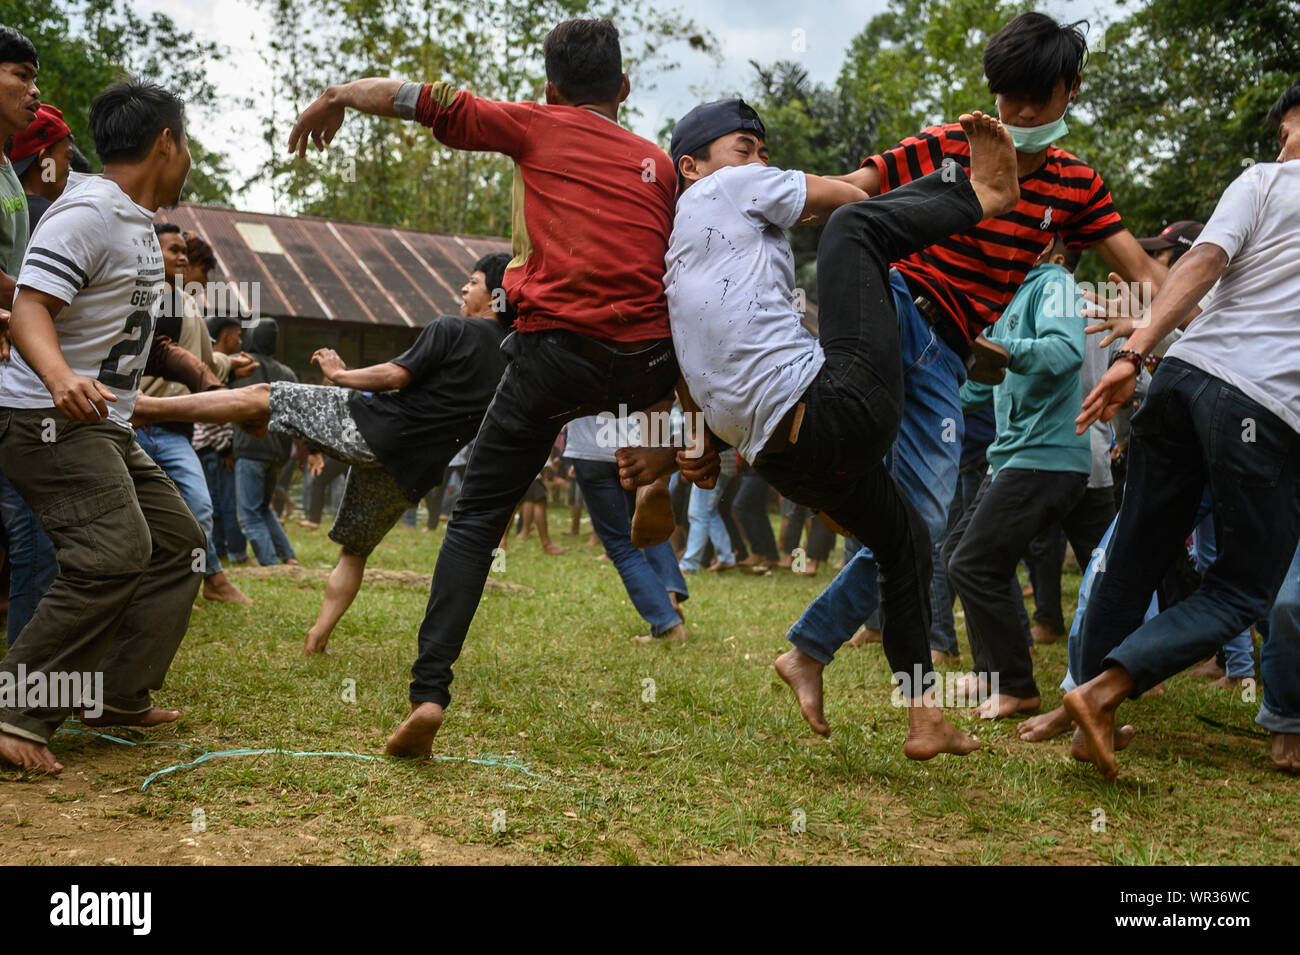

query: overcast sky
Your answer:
[137,0,1114,215]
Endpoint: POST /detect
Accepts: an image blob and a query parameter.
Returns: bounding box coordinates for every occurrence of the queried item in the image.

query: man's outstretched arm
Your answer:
[312,348,411,391]
[797,175,870,225]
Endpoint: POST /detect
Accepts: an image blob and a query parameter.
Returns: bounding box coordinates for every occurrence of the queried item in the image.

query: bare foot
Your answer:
[1200,675,1247,690]
[960,110,1020,218]
[384,702,444,758]
[1062,668,1135,781]
[1031,621,1063,645]
[298,520,320,530]
[931,649,961,666]
[1017,705,1074,742]
[586,533,600,547]
[1139,681,1166,698]
[616,445,678,489]
[542,542,568,555]
[903,704,981,760]
[284,557,300,566]
[774,648,829,736]
[973,692,1040,720]
[952,671,988,702]
[847,626,882,648]
[203,572,254,605]
[795,558,820,577]
[82,707,180,728]
[0,732,63,773]
[303,629,333,656]
[630,478,674,548]
[1186,656,1225,679]
[632,623,688,644]
[1270,732,1300,772]
[1069,723,1136,761]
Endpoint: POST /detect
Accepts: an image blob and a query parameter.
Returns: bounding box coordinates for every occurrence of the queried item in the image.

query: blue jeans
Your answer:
[135,426,221,577]
[573,459,686,637]
[235,457,296,565]
[786,268,965,665]
[680,483,734,572]
[202,449,248,563]
[1260,541,1300,734]
[1191,494,1255,678]
[0,470,58,647]
[1079,359,1300,693]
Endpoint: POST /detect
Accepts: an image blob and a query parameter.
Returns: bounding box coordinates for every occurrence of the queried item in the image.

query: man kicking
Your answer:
[134,252,515,655]
[660,97,1021,758]
[1066,79,1300,780]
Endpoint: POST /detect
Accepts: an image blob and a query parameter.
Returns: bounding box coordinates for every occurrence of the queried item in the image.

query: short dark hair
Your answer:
[0,26,37,69]
[543,19,622,106]
[1267,78,1300,126]
[984,13,1088,102]
[473,252,517,329]
[89,81,186,164]
[154,222,182,237]
[186,232,217,269]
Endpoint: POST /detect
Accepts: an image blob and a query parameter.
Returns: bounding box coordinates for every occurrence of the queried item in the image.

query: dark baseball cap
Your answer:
[10,104,72,178]
[669,98,767,188]
[1137,220,1203,252]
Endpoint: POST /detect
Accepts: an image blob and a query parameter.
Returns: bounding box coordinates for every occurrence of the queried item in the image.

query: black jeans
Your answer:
[944,467,1088,699]
[1081,358,1300,693]
[754,169,984,690]
[1024,485,1116,632]
[733,467,779,562]
[409,329,677,706]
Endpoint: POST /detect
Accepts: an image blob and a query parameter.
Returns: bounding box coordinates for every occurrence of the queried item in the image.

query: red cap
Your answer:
[10,104,72,173]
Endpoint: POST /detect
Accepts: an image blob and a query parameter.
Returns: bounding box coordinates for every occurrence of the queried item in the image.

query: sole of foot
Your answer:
[384,702,444,758]
[959,110,1020,218]
[630,481,675,548]
[1017,706,1074,742]
[774,648,830,737]
[0,732,63,773]
[903,708,981,760]
[81,707,180,728]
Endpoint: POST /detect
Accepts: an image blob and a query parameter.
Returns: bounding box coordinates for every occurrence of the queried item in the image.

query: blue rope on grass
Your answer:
[55,727,582,792]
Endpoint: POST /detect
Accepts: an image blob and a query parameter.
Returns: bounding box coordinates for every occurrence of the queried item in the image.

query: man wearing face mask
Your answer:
[774,12,1171,736]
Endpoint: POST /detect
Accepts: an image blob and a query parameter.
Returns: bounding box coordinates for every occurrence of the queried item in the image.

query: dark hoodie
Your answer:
[232,319,297,463]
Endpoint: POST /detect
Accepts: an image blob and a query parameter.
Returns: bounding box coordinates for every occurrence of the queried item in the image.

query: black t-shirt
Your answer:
[348,315,508,499]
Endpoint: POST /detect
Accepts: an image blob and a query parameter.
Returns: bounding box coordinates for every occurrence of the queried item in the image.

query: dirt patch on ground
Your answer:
[227,564,527,592]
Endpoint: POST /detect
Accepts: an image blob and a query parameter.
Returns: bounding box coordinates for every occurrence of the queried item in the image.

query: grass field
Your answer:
[2,513,1296,865]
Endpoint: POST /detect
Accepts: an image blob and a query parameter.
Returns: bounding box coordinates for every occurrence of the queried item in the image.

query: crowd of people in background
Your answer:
[0,13,1297,782]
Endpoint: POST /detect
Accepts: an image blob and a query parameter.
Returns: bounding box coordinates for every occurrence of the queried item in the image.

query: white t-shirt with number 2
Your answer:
[0,172,164,429]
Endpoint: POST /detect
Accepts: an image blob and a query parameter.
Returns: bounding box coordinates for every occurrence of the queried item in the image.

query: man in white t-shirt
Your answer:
[1068,79,1300,779]
[662,98,1022,760]
[0,81,206,774]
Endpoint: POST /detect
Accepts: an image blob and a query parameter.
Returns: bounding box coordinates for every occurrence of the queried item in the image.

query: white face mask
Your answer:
[1002,103,1070,152]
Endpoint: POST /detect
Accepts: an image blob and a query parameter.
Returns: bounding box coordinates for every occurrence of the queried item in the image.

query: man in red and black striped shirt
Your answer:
[776,13,1170,735]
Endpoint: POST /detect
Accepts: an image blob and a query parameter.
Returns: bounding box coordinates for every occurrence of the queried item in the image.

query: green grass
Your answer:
[20,513,1300,865]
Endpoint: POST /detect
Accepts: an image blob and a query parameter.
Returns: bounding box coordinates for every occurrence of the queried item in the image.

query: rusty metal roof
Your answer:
[158,203,510,328]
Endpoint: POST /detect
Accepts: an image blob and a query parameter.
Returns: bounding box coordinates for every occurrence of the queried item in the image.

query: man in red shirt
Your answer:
[775,13,1171,735]
[289,18,687,757]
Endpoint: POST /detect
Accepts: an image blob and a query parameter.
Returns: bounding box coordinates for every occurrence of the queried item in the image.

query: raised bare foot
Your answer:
[1017,705,1074,742]
[903,704,981,760]
[542,542,568,555]
[1031,621,1063,645]
[632,623,688,644]
[774,648,829,736]
[203,572,254,605]
[1063,671,1135,781]
[1270,732,1300,772]
[931,649,961,666]
[847,626,882,648]
[82,707,181,728]
[973,692,1040,720]
[384,702,444,758]
[960,109,1020,218]
[630,478,674,548]
[616,444,678,489]
[0,732,63,773]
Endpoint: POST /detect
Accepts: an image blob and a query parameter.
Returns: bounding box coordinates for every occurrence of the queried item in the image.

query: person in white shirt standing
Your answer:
[0,81,206,773]
[1068,78,1300,779]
